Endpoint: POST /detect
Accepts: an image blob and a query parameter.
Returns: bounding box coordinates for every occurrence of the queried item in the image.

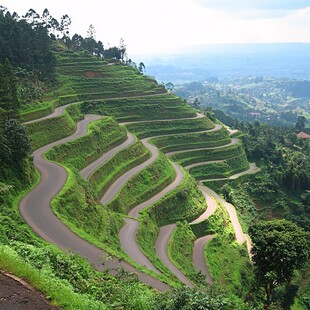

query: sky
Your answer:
[1,0,310,56]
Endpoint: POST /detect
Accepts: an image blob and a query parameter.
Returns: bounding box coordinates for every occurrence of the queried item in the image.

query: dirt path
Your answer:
[192,236,214,285]
[155,225,194,288]
[19,115,169,292]
[0,272,58,310]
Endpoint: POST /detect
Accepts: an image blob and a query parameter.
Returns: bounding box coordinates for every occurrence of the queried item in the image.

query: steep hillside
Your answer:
[1,50,257,309]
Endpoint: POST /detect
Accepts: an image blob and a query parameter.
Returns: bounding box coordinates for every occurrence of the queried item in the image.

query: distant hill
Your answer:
[143,43,310,83]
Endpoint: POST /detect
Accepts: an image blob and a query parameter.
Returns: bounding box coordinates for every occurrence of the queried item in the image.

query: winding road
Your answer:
[156,224,194,288]
[20,84,258,290]
[80,132,135,179]
[193,235,214,284]
[20,114,170,291]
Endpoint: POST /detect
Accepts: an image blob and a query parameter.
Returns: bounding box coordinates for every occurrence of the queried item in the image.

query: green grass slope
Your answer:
[45,117,127,171]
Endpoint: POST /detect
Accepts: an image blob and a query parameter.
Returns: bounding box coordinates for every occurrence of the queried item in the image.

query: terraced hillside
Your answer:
[19,51,259,293]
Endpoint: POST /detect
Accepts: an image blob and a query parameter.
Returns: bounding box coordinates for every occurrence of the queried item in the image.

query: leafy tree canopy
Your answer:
[249,219,310,302]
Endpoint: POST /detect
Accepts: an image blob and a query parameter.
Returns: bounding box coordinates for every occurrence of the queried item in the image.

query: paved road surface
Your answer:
[193,235,214,285]
[20,115,169,291]
[156,224,194,288]
[80,132,135,179]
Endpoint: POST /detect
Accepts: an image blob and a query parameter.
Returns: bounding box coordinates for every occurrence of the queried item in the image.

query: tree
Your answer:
[87,24,96,39]
[59,14,71,38]
[138,62,145,73]
[295,115,306,132]
[119,38,126,62]
[4,119,30,162]
[193,98,201,109]
[165,82,174,92]
[249,220,309,304]
[0,59,19,116]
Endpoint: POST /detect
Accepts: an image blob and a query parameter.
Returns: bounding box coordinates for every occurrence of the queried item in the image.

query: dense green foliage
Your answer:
[168,222,198,283]
[249,220,310,304]
[0,7,55,80]
[25,108,76,150]
[205,237,252,296]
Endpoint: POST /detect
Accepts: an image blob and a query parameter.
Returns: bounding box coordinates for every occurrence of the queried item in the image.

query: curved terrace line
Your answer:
[196,186,246,244]
[147,123,223,141]
[100,114,249,287]
[190,187,218,225]
[100,138,158,205]
[120,112,205,126]
[199,163,260,182]
[119,162,184,274]
[23,92,171,125]
[80,132,135,179]
[185,160,224,170]
[156,224,194,288]
[165,138,240,157]
[19,114,169,291]
[21,72,255,290]
[193,235,214,285]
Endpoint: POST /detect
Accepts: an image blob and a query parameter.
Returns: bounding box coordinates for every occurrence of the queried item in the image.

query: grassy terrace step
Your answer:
[57,64,154,80]
[135,172,205,277]
[81,97,196,122]
[106,153,176,214]
[150,127,230,153]
[190,200,251,294]
[25,106,80,150]
[89,140,151,198]
[168,221,199,284]
[81,93,191,110]
[126,117,215,139]
[205,237,251,294]
[66,74,161,91]
[189,153,249,180]
[45,117,127,171]
[51,169,125,256]
[170,142,245,167]
[20,89,166,123]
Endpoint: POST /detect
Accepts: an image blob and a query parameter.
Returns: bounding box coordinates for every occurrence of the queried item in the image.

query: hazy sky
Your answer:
[1,0,310,56]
